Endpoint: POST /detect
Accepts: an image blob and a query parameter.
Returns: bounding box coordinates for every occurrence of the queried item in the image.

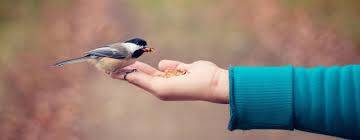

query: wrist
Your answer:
[210,69,229,104]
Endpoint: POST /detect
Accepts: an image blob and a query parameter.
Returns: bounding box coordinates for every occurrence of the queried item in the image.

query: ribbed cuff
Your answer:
[228,66,294,130]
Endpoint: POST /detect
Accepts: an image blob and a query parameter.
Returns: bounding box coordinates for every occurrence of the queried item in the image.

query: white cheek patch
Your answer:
[122,43,142,53]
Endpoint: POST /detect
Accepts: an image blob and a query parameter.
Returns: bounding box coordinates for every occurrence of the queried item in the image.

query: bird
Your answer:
[52,38,154,76]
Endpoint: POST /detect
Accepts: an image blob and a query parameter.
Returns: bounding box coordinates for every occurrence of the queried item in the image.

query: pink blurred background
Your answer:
[0,0,359,139]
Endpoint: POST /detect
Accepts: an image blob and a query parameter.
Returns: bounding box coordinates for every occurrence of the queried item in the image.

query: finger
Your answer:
[125,72,154,92]
[112,71,188,100]
[122,72,165,94]
[126,61,161,75]
[158,60,189,71]
[176,63,190,72]
[125,72,190,97]
[158,60,183,71]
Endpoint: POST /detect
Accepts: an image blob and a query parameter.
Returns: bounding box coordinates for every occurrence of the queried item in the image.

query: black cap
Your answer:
[125,38,147,46]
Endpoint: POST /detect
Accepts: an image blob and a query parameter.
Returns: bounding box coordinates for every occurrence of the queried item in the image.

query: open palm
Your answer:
[111,60,229,104]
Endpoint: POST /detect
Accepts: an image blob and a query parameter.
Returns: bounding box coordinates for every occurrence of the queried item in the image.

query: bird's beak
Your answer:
[142,47,155,53]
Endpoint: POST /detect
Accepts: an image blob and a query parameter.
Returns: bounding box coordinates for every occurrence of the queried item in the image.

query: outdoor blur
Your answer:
[0,0,359,140]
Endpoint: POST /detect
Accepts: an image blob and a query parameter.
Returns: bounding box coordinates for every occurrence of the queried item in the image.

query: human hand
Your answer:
[111,60,229,104]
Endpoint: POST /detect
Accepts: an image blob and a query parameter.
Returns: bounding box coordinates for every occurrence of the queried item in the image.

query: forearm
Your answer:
[228,65,360,139]
[228,66,293,130]
[293,65,360,139]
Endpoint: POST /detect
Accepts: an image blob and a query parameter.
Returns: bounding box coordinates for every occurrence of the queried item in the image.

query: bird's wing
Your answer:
[86,46,129,59]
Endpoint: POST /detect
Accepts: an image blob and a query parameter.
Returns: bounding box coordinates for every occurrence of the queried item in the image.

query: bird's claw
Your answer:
[124,69,137,80]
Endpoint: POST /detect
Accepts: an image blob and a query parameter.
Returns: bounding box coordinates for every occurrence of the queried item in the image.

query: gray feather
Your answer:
[52,56,92,67]
[86,45,129,59]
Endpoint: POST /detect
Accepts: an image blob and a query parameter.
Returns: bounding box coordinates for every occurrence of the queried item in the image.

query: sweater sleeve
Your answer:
[228,65,360,139]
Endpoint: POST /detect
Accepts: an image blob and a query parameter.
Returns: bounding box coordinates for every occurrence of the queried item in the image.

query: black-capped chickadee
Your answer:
[53,38,154,76]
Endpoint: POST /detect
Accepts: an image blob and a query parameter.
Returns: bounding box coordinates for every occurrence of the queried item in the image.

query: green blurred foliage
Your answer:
[281,0,360,46]
[0,0,74,65]
[128,0,251,64]
[0,0,41,64]
[0,0,359,65]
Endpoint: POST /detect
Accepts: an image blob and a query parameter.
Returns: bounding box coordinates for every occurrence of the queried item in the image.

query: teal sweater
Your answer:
[228,65,359,139]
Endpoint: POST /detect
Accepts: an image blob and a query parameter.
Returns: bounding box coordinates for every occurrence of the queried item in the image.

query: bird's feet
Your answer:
[109,68,137,80]
[123,69,137,80]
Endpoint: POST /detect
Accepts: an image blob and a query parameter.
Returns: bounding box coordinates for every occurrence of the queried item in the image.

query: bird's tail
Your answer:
[52,55,91,67]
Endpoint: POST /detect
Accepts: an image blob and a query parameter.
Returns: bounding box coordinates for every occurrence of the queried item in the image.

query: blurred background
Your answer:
[0,0,359,140]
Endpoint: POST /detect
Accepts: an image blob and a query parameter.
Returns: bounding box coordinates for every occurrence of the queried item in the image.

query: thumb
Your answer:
[112,71,157,93]
[158,60,190,71]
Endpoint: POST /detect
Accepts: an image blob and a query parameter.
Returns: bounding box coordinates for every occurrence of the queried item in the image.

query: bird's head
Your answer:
[123,38,154,58]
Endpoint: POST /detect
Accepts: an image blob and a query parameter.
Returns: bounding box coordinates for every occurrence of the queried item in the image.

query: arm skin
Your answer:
[110,60,359,139]
[228,65,360,139]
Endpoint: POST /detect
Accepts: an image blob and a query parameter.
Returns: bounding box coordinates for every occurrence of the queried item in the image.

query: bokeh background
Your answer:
[0,0,359,140]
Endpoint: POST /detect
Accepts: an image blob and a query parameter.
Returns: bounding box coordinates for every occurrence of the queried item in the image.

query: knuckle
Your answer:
[126,75,137,83]
[158,60,166,67]
[153,88,171,101]
[153,90,165,97]
[158,60,170,70]
[159,59,168,64]
[177,63,187,69]
[157,95,170,101]
[194,60,207,64]
[196,60,215,66]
